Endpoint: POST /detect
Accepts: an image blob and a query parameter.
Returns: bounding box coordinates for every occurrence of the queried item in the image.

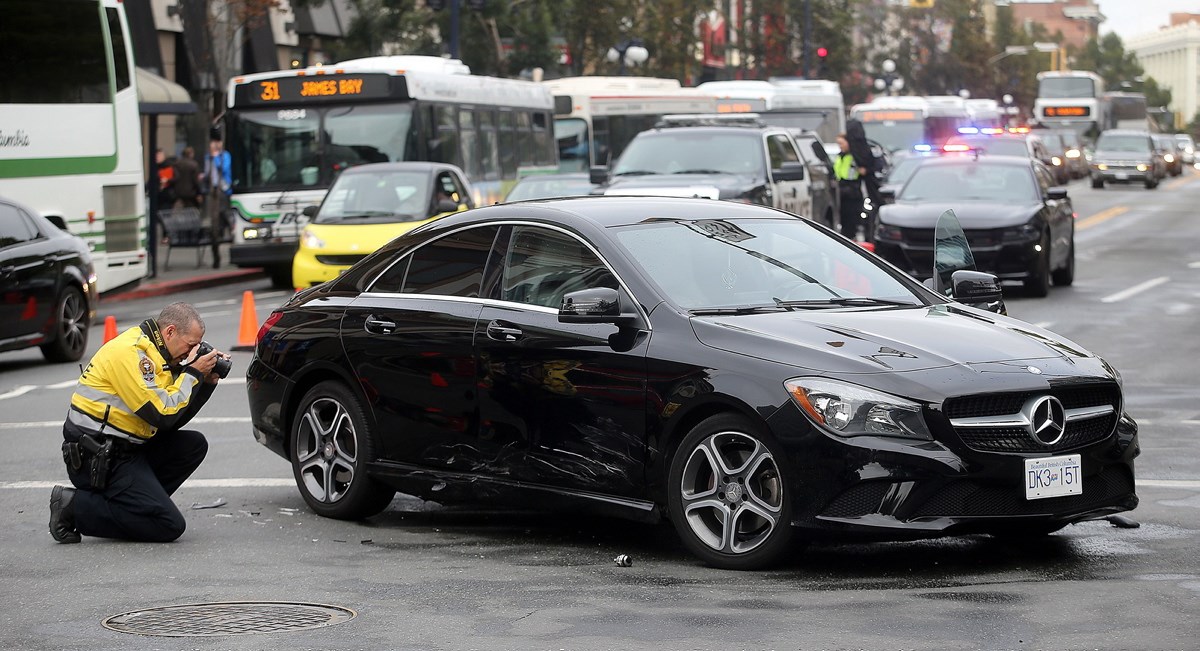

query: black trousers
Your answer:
[65,429,208,542]
[838,183,863,239]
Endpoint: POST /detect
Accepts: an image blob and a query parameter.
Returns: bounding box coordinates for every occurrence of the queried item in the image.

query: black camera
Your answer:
[195,341,232,379]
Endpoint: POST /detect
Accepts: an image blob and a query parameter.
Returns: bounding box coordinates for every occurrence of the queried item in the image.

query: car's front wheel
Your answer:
[40,285,88,363]
[1052,235,1075,287]
[290,381,395,519]
[1024,233,1051,297]
[667,414,796,570]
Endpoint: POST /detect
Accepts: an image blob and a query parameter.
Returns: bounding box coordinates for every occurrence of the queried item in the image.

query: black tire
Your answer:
[269,265,293,289]
[1051,235,1075,286]
[1145,178,1158,189]
[666,414,797,570]
[39,285,89,363]
[1091,177,1103,189]
[1023,234,1051,298]
[290,381,395,519]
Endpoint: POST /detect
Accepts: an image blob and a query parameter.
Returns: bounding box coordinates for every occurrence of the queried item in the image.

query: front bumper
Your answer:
[292,247,356,288]
[873,234,1041,282]
[1091,166,1152,183]
[231,240,297,268]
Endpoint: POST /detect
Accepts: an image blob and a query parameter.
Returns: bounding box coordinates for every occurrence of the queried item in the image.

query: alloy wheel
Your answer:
[57,289,87,357]
[678,431,783,555]
[295,397,359,504]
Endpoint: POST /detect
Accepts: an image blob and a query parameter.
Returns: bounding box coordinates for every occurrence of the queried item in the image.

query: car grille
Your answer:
[899,227,1005,248]
[909,465,1133,518]
[821,481,893,518]
[316,254,368,266]
[943,383,1121,453]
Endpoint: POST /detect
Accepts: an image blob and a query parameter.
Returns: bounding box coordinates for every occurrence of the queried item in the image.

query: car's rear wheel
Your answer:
[667,414,796,570]
[1091,177,1104,189]
[40,285,88,363]
[1023,234,1051,297]
[290,381,395,519]
[1145,177,1158,189]
[1051,236,1075,286]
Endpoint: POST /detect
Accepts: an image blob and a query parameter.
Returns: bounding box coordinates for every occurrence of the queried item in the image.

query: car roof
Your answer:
[338,162,465,176]
[427,195,797,231]
[912,154,1033,169]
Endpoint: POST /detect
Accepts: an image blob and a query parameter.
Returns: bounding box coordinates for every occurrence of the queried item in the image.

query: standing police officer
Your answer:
[834,134,866,240]
[49,302,228,543]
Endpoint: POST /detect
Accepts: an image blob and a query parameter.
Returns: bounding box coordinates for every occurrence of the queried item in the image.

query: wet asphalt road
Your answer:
[1,173,1198,650]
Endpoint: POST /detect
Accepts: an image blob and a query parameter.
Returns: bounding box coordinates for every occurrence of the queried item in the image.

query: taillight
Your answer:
[257,311,283,344]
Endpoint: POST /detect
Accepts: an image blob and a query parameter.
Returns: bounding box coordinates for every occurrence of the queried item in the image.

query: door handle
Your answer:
[364,315,396,334]
[486,320,522,342]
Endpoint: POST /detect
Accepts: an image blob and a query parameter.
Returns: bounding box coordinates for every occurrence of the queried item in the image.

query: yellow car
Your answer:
[293,163,474,288]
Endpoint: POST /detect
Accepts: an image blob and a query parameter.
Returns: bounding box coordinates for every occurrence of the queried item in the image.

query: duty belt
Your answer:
[66,407,145,445]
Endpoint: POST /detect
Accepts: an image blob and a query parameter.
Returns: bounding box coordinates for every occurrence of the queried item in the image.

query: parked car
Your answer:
[1089,130,1163,189]
[1152,134,1183,177]
[1173,133,1195,166]
[874,154,1074,297]
[504,173,597,202]
[589,114,814,220]
[247,196,1136,570]
[292,163,474,289]
[0,197,97,362]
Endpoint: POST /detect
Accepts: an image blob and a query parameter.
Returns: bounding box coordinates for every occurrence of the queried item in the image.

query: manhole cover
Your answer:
[102,601,356,637]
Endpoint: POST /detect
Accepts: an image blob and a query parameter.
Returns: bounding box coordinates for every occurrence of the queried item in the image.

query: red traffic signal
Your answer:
[816,47,828,58]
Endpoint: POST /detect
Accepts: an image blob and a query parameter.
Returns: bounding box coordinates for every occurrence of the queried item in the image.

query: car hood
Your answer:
[880,200,1039,229]
[303,217,442,254]
[691,303,1095,376]
[601,173,760,200]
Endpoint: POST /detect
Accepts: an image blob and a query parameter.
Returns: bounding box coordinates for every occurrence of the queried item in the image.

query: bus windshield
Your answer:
[1038,77,1097,98]
[555,117,589,172]
[231,103,414,193]
[758,111,835,142]
[861,120,925,153]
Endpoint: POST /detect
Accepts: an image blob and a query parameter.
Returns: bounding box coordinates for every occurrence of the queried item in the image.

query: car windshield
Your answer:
[316,171,432,224]
[612,132,766,176]
[885,156,927,185]
[899,163,1037,202]
[949,137,1027,157]
[1096,134,1150,153]
[613,218,920,311]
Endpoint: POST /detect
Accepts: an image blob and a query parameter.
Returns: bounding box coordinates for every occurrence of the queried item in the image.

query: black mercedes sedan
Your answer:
[873,155,1075,297]
[0,197,97,362]
[246,196,1136,570]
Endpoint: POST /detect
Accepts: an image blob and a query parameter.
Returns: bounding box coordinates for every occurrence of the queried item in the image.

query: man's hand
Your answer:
[190,348,222,376]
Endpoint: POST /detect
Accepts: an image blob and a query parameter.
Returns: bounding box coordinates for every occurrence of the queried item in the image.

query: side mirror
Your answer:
[589,166,609,185]
[810,141,832,166]
[879,187,897,202]
[45,215,69,231]
[951,269,1005,313]
[774,161,806,182]
[302,205,319,218]
[436,198,459,213]
[1047,187,1069,200]
[559,287,638,326]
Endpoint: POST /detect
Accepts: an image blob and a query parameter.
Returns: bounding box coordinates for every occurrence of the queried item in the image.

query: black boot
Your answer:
[49,485,81,543]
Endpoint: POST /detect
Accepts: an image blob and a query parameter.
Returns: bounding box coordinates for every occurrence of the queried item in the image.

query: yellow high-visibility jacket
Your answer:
[68,322,212,441]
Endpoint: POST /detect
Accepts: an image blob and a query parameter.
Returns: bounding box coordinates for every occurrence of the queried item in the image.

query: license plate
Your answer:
[1115,172,1128,180]
[1025,454,1082,500]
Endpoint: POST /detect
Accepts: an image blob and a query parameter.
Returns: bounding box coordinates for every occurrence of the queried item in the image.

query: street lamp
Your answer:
[873,58,903,96]
[607,39,649,76]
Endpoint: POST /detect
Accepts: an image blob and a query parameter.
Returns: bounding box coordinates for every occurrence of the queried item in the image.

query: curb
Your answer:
[100,269,266,303]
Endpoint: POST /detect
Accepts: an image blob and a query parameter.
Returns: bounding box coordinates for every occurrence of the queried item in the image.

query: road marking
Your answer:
[1189,261,1200,269]
[1140,479,1200,490]
[0,478,294,490]
[1165,177,1193,191]
[1076,205,1128,231]
[0,416,252,430]
[0,385,37,400]
[1100,276,1170,303]
[47,379,78,389]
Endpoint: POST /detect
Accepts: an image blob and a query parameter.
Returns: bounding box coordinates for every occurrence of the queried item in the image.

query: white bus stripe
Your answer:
[1100,276,1170,303]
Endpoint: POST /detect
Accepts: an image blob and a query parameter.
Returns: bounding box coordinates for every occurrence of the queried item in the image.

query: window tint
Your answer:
[1034,164,1053,193]
[502,227,617,309]
[371,227,498,296]
[105,8,131,91]
[1,1,110,103]
[0,204,37,247]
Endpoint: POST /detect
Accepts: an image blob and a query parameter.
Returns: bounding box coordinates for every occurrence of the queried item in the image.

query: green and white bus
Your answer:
[224,56,556,287]
[0,0,146,293]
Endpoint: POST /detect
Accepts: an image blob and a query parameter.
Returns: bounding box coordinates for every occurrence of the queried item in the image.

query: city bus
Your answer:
[699,79,845,143]
[1103,92,1150,131]
[1034,70,1105,139]
[545,76,718,172]
[0,0,146,293]
[224,55,556,286]
[850,96,970,153]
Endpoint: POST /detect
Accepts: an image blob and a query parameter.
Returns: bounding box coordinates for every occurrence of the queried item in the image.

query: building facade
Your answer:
[1128,15,1200,129]
[1009,0,1103,52]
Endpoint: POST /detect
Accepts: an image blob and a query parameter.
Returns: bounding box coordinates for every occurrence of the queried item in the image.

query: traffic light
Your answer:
[816,46,829,78]
[816,47,828,58]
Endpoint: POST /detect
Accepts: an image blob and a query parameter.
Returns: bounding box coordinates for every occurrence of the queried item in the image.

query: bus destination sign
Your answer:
[859,110,919,122]
[1044,106,1090,117]
[237,74,397,105]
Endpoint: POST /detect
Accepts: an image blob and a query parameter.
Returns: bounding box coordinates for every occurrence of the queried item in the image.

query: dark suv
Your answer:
[1090,129,1163,189]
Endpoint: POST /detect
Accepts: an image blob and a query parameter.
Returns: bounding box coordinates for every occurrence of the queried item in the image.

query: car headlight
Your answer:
[1065,149,1081,159]
[1002,220,1039,242]
[243,225,272,240]
[874,222,903,240]
[1052,156,1062,166]
[1136,164,1148,172]
[1164,154,1175,163]
[785,377,932,440]
[1095,163,1108,171]
[301,228,325,249]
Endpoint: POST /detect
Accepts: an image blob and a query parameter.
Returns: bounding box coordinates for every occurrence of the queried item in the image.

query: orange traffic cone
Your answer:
[232,290,258,351]
[102,316,118,343]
